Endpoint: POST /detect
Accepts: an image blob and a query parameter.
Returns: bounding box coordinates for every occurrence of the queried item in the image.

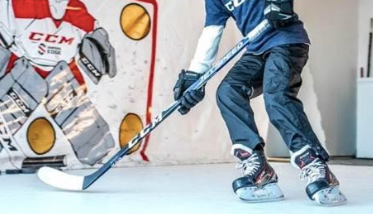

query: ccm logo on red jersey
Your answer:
[29,32,75,45]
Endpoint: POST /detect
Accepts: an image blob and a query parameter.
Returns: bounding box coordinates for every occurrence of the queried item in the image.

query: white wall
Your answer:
[267,0,358,157]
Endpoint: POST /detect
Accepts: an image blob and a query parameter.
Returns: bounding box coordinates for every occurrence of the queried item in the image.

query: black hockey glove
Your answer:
[264,0,296,28]
[173,70,205,115]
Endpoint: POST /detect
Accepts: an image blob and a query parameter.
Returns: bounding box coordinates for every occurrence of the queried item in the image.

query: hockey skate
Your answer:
[231,144,284,203]
[291,145,347,206]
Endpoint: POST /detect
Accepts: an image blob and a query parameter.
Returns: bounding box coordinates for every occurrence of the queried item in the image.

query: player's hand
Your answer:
[264,0,296,28]
[173,69,205,115]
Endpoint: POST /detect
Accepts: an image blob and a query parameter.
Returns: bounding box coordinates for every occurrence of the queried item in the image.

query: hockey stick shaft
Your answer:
[81,20,271,190]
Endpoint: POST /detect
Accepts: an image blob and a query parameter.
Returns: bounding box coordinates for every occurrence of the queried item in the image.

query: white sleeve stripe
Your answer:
[188,25,224,73]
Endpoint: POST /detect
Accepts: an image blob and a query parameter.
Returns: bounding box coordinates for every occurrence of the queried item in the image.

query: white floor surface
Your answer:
[0,163,372,214]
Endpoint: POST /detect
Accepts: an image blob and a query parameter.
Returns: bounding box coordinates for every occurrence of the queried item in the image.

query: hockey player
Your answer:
[0,0,116,166]
[173,0,347,206]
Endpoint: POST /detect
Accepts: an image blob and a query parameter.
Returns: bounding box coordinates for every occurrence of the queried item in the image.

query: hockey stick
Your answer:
[37,19,271,191]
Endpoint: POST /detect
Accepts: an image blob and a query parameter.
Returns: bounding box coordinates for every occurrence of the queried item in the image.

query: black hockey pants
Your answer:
[216,44,329,160]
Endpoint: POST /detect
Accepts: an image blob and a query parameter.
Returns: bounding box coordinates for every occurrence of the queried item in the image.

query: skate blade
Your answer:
[313,186,347,206]
[236,183,284,203]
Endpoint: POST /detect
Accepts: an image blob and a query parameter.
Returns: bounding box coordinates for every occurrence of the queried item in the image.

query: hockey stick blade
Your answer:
[38,167,84,191]
[37,19,270,191]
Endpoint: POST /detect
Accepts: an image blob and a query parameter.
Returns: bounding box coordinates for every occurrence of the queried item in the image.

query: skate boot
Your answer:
[231,144,284,203]
[291,145,347,206]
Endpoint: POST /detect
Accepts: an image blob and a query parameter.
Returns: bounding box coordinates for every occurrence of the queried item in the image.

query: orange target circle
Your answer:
[120,3,151,40]
[27,118,56,155]
[119,113,143,154]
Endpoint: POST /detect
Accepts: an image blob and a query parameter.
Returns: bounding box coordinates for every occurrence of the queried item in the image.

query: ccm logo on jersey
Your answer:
[7,89,32,117]
[225,0,248,12]
[29,32,75,45]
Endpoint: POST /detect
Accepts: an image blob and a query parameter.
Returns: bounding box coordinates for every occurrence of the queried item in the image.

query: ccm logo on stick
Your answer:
[29,32,75,45]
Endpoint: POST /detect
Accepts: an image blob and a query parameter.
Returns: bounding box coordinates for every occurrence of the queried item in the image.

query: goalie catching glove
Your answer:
[173,70,205,115]
[78,28,117,84]
[264,0,296,28]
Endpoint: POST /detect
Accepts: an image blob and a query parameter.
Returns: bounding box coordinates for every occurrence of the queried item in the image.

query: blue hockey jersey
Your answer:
[205,0,310,54]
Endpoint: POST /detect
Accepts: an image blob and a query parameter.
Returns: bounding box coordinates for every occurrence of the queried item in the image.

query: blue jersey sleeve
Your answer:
[205,0,230,27]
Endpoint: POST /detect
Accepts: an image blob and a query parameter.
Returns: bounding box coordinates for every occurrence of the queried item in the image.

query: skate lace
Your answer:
[300,159,326,184]
[236,153,260,176]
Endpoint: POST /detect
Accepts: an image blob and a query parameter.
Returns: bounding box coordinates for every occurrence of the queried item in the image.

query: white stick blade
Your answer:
[37,166,84,191]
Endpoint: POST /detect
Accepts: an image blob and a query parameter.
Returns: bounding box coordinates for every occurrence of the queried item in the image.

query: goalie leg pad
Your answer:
[0,58,48,134]
[78,28,117,84]
[45,62,115,165]
[61,102,115,165]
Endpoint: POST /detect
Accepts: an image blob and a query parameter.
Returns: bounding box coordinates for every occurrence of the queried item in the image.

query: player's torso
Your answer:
[215,0,309,54]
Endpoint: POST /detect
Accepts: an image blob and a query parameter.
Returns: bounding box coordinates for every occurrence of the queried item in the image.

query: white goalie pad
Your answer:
[44,61,115,165]
[0,58,48,134]
[0,58,47,169]
[78,28,117,84]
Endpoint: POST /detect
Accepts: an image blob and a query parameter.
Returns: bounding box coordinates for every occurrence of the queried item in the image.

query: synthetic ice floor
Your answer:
[0,163,372,214]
